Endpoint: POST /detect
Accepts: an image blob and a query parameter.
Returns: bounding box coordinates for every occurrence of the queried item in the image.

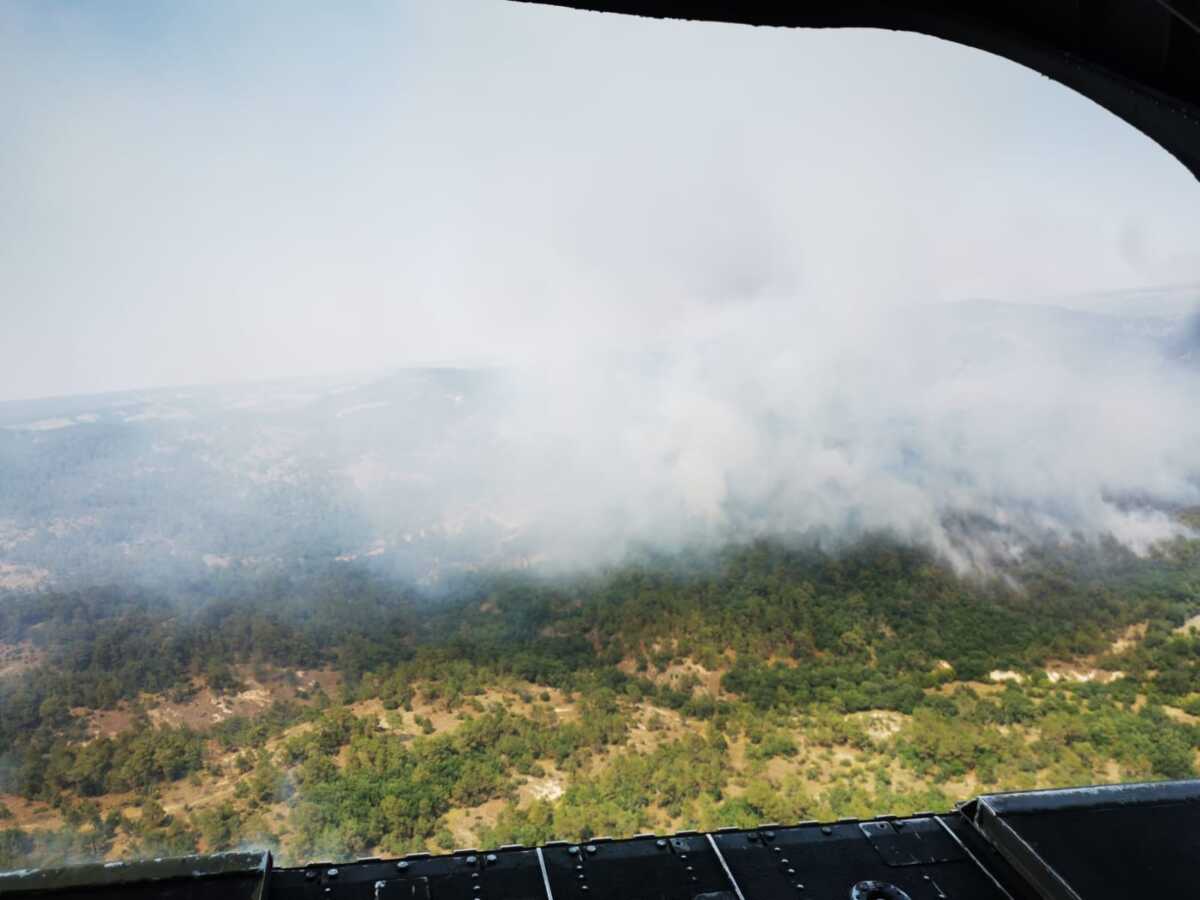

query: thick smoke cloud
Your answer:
[457,294,1200,572]
[1,2,1199,579]
[3,1,1200,403]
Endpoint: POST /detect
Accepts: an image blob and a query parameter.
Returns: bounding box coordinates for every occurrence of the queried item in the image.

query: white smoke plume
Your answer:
[1,2,1200,581]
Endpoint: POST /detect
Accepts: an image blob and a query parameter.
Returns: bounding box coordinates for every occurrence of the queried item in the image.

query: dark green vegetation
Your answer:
[0,535,1198,868]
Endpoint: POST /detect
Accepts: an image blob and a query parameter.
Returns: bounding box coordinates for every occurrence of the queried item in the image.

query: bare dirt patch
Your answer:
[627,703,703,753]
[848,710,907,742]
[618,656,726,697]
[78,706,136,738]
[520,772,566,804]
[1111,622,1147,654]
[931,679,1006,696]
[0,641,43,679]
[0,795,63,831]
[1044,664,1124,684]
[347,683,579,741]
[444,798,507,850]
[1162,705,1200,725]
[79,668,342,739]
[988,669,1025,684]
[1175,614,1200,636]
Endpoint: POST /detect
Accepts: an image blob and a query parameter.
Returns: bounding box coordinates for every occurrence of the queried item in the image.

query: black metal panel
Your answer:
[512,1,1200,180]
[933,814,1038,900]
[970,780,1200,900]
[4,780,1200,900]
[859,817,964,867]
[267,849,549,900]
[0,851,269,900]
[712,819,1012,900]
[540,834,735,899]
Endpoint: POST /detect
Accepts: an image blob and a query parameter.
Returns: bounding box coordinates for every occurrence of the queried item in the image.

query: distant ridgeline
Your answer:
[0,291,1198,592]
[0,368,520,591]
[0,536,1198,867]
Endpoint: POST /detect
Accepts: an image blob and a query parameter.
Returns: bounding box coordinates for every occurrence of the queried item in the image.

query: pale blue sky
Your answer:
[3,0,1199,402]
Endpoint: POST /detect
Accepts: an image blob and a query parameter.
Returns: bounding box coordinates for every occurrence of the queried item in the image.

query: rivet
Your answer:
[396,861,409,871]
[568,846,580,856]
[466,855,477,865]
[486,853,498,864]
[821,826,833,836]
[656,839,668,848]
[327,868,339,878]
[764,831,776,840]
[585,845,597,855]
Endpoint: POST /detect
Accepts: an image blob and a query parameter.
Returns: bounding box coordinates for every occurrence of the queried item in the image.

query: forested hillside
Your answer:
[2,534,1199,868]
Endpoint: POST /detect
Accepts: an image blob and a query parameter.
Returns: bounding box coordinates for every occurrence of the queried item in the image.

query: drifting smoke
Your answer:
[406,290,1200,574]
[2,2,1200,582]
[4,287,1198,587]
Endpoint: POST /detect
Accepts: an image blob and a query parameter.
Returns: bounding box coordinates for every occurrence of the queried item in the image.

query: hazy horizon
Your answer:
[2,287,1197,590]
[3,1,1200,583]
[2,284,1197,407]
[4,1,1200,404]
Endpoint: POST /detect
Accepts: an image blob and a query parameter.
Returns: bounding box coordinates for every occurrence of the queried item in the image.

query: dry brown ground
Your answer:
[617,657,728,697]
[77,667,342,740]
[0,641,43,680]
[0,796,62,831]
[1175,614,1200,636]
[1162,704,1200,725]
[1111,622,1148,653]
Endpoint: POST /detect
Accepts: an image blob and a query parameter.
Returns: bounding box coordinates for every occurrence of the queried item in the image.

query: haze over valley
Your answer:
[2,287,1198,595]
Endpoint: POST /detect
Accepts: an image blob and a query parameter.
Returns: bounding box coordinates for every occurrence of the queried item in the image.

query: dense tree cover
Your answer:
[0,568,438,760]
[0,536,1197,868]
[285,701,627,858]
[19,719,206,799]
[894,689,1199,784]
